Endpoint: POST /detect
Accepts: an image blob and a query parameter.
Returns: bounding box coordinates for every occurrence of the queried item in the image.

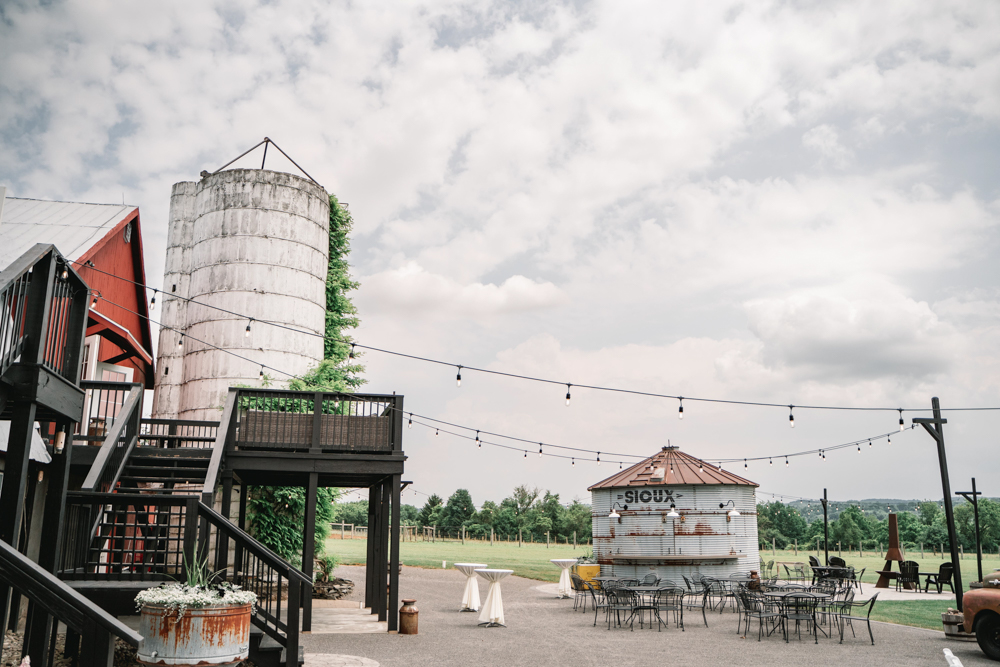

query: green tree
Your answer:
[540,491,566,538]
[563,499,592,541]
[440,489,476,528]
[247,486,338,568]
[918,501,942,527]
[418,494,443,527]
[331,500,369,526]
[833,512,863,548]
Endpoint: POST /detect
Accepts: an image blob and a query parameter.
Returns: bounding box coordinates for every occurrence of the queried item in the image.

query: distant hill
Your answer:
[775,497,1000,523]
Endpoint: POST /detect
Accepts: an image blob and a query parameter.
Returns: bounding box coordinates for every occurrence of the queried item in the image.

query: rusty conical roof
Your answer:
[587,446,757,490]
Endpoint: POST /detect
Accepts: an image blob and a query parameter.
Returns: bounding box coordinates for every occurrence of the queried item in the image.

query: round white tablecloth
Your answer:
[475,569,513,626]
[550,559,577,598]
[454,562,488,611]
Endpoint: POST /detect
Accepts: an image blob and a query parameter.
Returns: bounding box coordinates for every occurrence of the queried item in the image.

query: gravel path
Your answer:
[303,565,994,667]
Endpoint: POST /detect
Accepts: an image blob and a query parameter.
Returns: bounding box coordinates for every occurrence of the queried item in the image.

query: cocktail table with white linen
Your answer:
[453,562,488,611]
[475,569,513,627]
[550,559,578,598]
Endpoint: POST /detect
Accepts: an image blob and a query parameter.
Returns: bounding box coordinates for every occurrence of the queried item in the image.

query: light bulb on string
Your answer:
[408,414,413,429]
[524,450,527,459]
[177,333,183,348]
[868,439,872,448]
[619,461,623,470]
[91,292,100,307]
[245,321,252,337]
[887,435,891,444]
[149,290,156,308]
[259,366,264,379]
[476,430,480,448]
[857,444,861,454]
[538,443,543,458]
[678,397,684,420]
[456,365,462,388]
[597,452,601,466]
[785,457,789,467]
[898,409,905,432]
[699,461,703,472]
[565,384,571,407]
[571,458,575,467]
[61,267,68,280]
[789,405,795,428]
[769,458,772,467]
[349,343,356,362]
[744,459,747,470]
[435,428,439,436]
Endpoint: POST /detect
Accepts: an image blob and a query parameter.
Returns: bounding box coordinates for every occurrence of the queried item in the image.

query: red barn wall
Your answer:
[76,209,154,388]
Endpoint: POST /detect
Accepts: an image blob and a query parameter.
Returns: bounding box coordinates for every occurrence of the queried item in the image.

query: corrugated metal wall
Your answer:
[592,484,759,581]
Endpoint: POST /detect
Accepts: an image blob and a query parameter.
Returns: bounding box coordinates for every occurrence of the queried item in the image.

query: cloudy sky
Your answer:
[3,0,1000,507]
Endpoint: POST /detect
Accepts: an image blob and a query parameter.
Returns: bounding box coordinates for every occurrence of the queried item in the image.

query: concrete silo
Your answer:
[153,169,329,421]
[589,446,760,582]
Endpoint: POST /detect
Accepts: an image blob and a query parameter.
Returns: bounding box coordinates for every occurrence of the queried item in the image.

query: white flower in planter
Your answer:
[135,582,257,620]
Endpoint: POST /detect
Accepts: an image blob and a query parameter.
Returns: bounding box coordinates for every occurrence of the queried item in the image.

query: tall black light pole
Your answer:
[821,488,829,566]
[913,397,964,611]
[956,478,983,584]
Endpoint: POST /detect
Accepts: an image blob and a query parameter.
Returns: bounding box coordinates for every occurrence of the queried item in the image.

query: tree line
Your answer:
[758,498,1000,552]
[331,485,593,542]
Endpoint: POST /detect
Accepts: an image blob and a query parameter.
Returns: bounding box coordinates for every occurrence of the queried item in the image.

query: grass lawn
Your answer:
[325,536,586,582]
[326,540,996,628]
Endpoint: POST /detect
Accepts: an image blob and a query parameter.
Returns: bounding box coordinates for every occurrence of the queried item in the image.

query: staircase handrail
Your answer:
[197,500,308,667]
[201,387,237,505]
[80,382,144,492]
[0,537,142,646]
[196,501,311,585]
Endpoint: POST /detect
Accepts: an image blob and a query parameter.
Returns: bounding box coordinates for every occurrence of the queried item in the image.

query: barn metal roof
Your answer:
[0,197,136,267]
[588,446,758,489]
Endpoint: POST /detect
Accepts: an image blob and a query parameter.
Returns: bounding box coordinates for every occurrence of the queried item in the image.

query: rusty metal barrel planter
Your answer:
[137,603,252,666]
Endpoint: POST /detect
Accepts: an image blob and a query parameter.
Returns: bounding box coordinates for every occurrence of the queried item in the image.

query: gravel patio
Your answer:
[302,565,993,667]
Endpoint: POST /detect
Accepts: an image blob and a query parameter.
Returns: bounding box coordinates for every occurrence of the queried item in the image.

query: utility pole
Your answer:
[821,488,829,566]
[914,397,964,610]
[956,478,984,583]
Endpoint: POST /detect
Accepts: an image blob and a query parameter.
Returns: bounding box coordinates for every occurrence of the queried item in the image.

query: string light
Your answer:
[565,384,571,407]
[857,444,861,453]
[597,452,601,466]
[149,290,156,308]
[699,461,703,472]
[259,366,264,379]
[524,450,527,459]
[899,409,905,432]
[95,290,918,471]
[349,343,356,361]
[61,267,68,280]
[456,365,462,388]
[538,443,543,458]
[408,414,413,429]
[769,458,772,467]
[619,461,623,470]
[868,439,872,448]
[789,405,795,428]
[476,430,480,448]
[245,321,252,337]
[571,457,575,466]
[678,397,684,420]
[744,459,747,469]
[91,292,100,307]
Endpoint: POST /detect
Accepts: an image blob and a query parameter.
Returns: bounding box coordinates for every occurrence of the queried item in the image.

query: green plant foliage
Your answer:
[247,486,338,568]
[319,194,364,389]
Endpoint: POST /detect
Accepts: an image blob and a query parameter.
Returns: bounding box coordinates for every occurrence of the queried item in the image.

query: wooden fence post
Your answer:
[772,538,776,556]
[490,527,494,546]
[546,531,549,548]
[573,531,577,549]
[794,539,797,555]
[518,528,522,547]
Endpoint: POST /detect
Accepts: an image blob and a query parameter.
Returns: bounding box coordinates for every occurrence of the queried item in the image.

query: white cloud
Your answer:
[358,262,567,318]
[802,124,853,168]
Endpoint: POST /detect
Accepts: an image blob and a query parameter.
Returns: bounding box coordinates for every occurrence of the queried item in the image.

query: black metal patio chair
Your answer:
[588,582,610,627]
[570,573,588,611]
[640,573,659,586]
[605,588,639,630]
[683,581,711,627]
[924,562,954,594]
[737,590,783,641]
[653,587,685,631]
[897,561,919,592]
[782,593,820,643]
[839,592,879,645]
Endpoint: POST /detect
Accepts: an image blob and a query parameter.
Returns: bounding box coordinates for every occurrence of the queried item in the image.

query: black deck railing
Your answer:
[0,244,88,385]
[79,382,143,493]
[139,418,219,449]
[230,387,403,454]
[60,492,308,665]
[0,537,141,666]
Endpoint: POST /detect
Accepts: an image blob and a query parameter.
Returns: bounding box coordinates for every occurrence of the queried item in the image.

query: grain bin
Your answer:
[589,446,759,582]
[153,169,329,421]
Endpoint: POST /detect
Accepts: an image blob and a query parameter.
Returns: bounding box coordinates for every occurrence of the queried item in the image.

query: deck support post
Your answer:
[301,472,318,632]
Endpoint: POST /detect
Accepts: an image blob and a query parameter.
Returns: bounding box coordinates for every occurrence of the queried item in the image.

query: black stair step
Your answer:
[124,465,209,475]
[118,476,207,484]
[257,635,303,667]
[130,446,214,459]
